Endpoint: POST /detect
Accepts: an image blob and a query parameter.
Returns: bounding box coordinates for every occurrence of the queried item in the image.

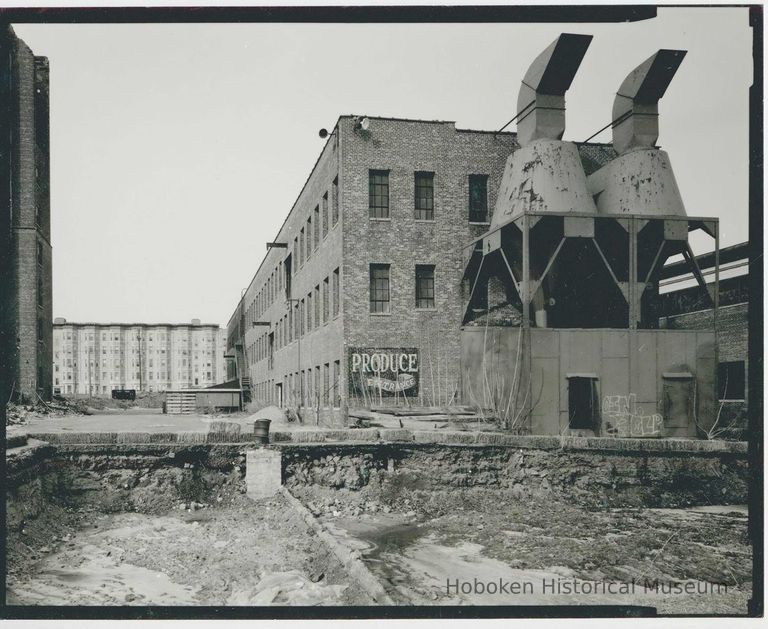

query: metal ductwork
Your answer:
[517,33,593,146]
[588,49,688,218]
[492,33,596,230]
[612,49,686,154]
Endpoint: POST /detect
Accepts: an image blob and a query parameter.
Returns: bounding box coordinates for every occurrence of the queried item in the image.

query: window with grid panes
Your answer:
[415,264,435,309]
[369,170,389,219]
[414,172,434,220]
[369,264,391,313]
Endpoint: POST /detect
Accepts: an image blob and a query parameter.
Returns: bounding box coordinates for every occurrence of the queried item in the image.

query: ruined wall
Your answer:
[6,442,249,534]
[282,441,748,509]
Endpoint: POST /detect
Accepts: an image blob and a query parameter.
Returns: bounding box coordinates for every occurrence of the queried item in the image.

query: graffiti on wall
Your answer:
[602,393,663,438]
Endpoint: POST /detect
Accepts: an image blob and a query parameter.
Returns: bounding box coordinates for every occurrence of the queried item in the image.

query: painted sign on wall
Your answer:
[348,347,419,398]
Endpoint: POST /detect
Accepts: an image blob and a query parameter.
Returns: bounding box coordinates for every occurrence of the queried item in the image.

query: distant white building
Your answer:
[52,319,226,396]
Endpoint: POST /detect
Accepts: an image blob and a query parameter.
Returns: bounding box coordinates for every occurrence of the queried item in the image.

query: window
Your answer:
[323,363,330,406]
[37,275,43,307]
[469,174,489,223]
[299,229,305,266]
[369,264,391,313]
[333,268,340,317]
[415,264,435,309]
[567,376,598,430]
[300,299,305,336]
[314,205,320,249]
[314,285,320,329]
[369,170,389,219]
[322,192,329,238]
[307,292,313,331]
[37,240,43,265]
[293,238,298,272]
[332,177,339,226]
[414,172,434,220]
[332,360,340,407]
[323,276,329,324]
[718,361,746,400]
[306,217,312,260]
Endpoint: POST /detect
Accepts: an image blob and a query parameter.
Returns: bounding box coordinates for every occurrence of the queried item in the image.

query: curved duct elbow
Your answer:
[516,33,593,146]
[612,49,686,154]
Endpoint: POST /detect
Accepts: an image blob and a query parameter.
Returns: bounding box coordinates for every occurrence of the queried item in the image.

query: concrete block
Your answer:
[246,448,283,499]
[412,430,476,445]
[378,429,414,442]
[475,432,517,446]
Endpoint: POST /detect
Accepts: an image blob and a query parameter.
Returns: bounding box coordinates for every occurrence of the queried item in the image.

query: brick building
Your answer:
[226,115,613,422]
[658,242,749,436]
[53,319,226,396]
[0,26,52,403]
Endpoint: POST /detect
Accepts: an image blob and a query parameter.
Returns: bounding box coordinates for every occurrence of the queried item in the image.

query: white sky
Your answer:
[13,6,753,326]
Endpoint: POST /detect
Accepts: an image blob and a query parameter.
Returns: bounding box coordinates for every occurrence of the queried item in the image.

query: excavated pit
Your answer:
[6,435,753,612]
[6,442,370,606]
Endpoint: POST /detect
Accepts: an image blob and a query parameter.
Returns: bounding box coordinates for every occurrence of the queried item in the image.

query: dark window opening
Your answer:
[568,377,598,429]
[414,171,434,220]
[313,205,320,250]
[332,268,340,317]
[37,241,43,265]
[718,361,746,400]
[370,264,390,313]
[369,170,389,219]
[284,254,292,298]
[322,193,329,238]
[415,264,435,309]
[469,174,489,223]
[306,217,312,260]
[332,177,339,226]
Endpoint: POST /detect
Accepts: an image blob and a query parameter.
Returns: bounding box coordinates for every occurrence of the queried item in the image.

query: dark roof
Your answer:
[661,242,750,280]
[574,142,618,176]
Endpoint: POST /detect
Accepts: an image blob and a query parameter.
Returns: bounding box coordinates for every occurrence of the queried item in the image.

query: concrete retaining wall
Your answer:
[8,432,749,516]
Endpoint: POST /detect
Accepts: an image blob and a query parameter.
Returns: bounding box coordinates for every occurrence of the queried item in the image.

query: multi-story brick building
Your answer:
[53,319,226,396]
[1,26,52,403]
[226,116,613,422]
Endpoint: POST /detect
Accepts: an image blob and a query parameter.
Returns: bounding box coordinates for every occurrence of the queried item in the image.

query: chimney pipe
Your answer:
[516,33,593,146]
[612,49,687,154]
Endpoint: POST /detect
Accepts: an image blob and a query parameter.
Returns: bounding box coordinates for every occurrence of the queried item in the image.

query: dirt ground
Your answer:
[290,484,753,613]
[6,492,370,606]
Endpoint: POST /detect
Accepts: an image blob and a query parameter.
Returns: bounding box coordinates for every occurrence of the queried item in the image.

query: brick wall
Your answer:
[339,117,517,407]
[229,116,520,419]
[7,29,52,402]
[241,127,344,421]
[662,303,748,433]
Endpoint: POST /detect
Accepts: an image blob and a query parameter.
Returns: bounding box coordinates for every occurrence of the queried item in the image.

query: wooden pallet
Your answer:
[165,392,197,415]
